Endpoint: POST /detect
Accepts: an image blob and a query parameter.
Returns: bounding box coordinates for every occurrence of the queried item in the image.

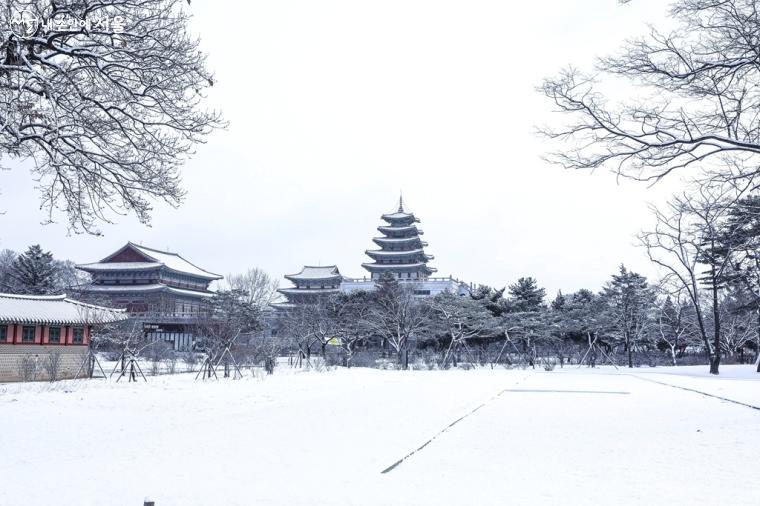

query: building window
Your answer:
[73,327,84,344]
[22,326,36,343]
[49,327,61,344]
[0,326,5,341]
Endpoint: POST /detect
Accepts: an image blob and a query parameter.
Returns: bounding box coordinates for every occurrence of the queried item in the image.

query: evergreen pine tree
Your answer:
[601,265,655,368]
[508,277,546,312]
[11,245,56,295]
[551,290,566,311]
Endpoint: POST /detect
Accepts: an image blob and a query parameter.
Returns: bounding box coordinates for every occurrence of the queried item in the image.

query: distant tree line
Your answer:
[274,261,760,375]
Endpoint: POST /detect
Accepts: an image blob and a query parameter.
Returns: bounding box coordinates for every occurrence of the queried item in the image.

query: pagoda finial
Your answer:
[398,192,404,212]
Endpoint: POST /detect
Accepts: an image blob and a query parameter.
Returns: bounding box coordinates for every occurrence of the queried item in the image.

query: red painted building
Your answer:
[0,293,127,382]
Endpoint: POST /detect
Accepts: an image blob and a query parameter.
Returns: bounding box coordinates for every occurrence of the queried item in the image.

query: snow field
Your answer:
[1,365,758,506]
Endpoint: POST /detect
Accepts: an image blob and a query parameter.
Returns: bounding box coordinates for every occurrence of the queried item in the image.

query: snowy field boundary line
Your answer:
[502,388,630,395]
[629,374,760,412]
[380,373,533,474]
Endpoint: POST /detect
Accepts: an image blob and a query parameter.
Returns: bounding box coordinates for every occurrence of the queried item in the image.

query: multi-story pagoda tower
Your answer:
[362,198,436,281]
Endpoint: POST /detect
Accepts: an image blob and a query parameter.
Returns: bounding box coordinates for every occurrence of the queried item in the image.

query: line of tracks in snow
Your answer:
[380,372,534,474]
[628,374,760,412]
[380,369,760,474]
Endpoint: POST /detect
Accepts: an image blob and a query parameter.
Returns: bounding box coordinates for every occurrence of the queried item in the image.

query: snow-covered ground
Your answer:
[1,365,758,506]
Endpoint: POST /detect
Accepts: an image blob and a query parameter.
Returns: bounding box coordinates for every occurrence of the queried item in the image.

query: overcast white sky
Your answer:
[0,0,681,296]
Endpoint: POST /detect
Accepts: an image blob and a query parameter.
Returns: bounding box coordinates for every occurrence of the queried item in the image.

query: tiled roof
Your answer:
[377,225,424,234]
[77,262,163,271]
[83,284,215,298]
[361,262,436,271]
[284,266,342,281]
[79,242,222,280]
[0,293,128,325]
[365,248,427,257]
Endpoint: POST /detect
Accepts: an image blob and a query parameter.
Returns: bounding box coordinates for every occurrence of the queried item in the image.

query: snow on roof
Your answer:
[126,243,222,280]
[82,243,222,280]
[373,236,426,244]
[83,284,215,298]
[382,211,413,219]
[381,212,420,224]
[366,248,425,256]
[361,262,437,271]
[0,293,127,325]
[284,265,342,281]
[78,262,163,272]
[377,225,424,234]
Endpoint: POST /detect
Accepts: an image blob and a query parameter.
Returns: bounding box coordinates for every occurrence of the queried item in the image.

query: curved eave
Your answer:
[372,237,427,247]
[83,284,215,298]
[377,225,424,235]
[120,242,223,281]
[366,247,424,255]
[284,275,343,283]
[362,262,437,273]
[77,262,221,281]
[162,266,223,281]
[365,249,433,261]
[77,262,162,272]
[381,215,420,225]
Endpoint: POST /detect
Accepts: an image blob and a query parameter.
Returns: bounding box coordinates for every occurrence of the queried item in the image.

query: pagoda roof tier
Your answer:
[284,265,343,283]
[83,283,215,298]
[361,262,437,273]
[78,242,222,281]
[381,211,420,225]
[365,249,434,261]
[372,236,427,247]
[377,225,423,236]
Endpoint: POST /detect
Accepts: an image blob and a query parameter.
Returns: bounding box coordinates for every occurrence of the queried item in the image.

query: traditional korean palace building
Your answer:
[276,199,469,308]
[77,242,222,351]
[277,266,343,307]
[0,293,127,382]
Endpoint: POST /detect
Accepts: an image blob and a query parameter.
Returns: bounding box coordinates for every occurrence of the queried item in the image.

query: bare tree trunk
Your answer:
[710,269,721,375]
